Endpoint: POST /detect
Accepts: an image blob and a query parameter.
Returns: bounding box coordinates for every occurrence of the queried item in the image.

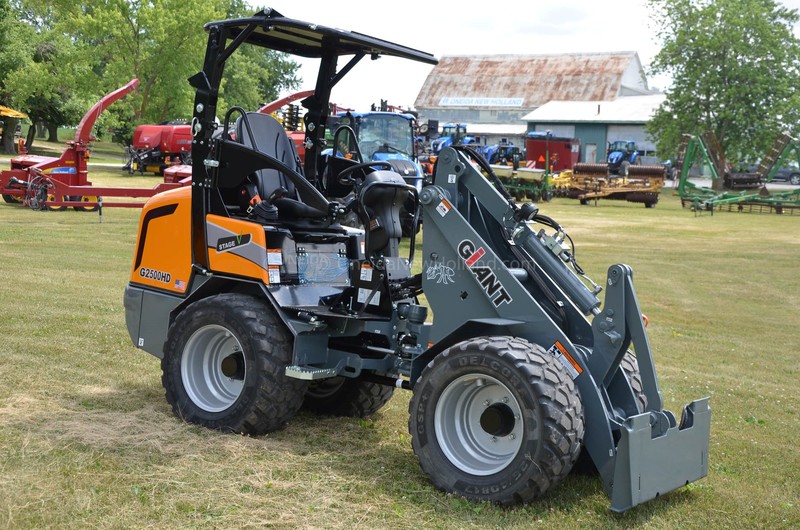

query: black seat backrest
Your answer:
[236,112,302,199]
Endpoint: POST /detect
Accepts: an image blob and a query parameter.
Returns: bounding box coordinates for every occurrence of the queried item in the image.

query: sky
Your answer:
[262,0,800,112]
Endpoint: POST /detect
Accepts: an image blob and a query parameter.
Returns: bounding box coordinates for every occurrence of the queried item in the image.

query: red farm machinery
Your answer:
[525,131,581,172]
[0,79,188,212]
[124,123,193,175]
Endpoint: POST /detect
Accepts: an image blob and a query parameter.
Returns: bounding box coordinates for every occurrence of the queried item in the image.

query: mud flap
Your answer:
[610,397,711,513]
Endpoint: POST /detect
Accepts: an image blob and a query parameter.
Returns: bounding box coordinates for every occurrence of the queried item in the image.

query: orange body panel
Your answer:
[131,188,271,292]
[129,187,193,294]
[206,214,270,284]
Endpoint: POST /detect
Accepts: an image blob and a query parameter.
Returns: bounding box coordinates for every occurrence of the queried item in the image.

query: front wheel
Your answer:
[161,293,308,435]
[790,174,800,186]
[409,337,584,505]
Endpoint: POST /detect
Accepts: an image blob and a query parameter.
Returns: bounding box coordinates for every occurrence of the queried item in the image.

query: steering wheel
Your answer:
[338,160,392,186]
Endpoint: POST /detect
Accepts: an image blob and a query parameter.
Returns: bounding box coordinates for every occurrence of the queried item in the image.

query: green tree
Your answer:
[0,0,36,153]
[647,0,800,164]
[51,0,298,123]
[2,0,300,153]
[4,35,89,149]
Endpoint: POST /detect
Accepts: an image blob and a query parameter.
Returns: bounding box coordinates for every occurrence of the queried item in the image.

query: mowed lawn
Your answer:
[0,172,798,529]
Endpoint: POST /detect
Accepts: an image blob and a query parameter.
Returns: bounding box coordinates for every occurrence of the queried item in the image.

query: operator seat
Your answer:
[236,112,301,198]
[235,112,326,221]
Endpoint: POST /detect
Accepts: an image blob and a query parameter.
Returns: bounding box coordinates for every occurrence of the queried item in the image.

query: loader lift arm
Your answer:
[420,147,711,512]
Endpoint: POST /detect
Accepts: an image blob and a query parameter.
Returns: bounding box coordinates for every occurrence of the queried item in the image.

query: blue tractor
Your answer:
[482,140,520,169]
[329,111,425,235]
[607,140,639,175]
[431,123,478,153]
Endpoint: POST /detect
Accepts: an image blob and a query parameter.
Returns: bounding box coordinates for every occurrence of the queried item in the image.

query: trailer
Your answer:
[525,131,580,172]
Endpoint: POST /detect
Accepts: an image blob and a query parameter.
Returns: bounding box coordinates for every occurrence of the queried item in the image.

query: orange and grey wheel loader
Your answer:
[123,9,710,512]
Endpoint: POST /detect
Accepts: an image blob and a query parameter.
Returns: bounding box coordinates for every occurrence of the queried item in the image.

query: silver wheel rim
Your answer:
[181,324,246,412]
[434,374,524,475]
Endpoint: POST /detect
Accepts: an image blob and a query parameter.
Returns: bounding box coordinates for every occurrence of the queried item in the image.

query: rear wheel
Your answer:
[72,195,99,212]
[409,336,584,505]
[2,194,21,203]
[302,376,395,417]
[790,174,800,185]
[162,293,308,435]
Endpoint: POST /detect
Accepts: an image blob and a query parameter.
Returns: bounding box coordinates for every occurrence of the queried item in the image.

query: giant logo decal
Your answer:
[458,239,513,307]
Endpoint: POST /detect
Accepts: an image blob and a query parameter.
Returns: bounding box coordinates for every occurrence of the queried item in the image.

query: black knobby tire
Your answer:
[3,194,21,204]
[619,350,648,412]
[161,293,308,435]
[408,336,584,505]
[302,376,395,417]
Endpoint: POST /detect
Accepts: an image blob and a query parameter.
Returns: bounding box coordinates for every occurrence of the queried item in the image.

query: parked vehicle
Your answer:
[124,8,711,514]
[607,140,639,175]
[328,111,425,235]
[482,140,520,168]
[430,123,477,153]
[771,164,800,185]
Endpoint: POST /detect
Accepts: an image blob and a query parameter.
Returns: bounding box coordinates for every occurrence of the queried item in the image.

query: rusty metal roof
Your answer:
[414,52,642,109]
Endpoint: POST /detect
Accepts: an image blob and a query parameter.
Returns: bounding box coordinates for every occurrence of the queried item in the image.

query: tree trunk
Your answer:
[36,121,46,138]
[1,117,20,154]
[47,123,59,142]
[26,125,36,152]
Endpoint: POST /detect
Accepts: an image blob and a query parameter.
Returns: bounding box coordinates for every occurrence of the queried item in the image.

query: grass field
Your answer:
[0,173,798,529]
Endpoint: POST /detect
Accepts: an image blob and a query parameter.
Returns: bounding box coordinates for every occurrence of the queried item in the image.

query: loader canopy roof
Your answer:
[193,8,437,189]
[204,9,438,65]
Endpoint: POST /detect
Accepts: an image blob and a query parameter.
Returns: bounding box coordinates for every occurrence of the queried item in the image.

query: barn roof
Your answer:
[522,94,666,124]
[414,52,646,109]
